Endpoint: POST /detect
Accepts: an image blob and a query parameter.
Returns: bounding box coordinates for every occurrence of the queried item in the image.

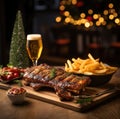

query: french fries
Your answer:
[65,53,118,75]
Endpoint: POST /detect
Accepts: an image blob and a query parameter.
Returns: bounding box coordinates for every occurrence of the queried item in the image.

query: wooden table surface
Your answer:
[0,69,120,119]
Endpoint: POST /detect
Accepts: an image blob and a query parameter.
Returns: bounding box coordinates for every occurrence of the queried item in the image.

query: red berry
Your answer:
[6,74,13,80]
[13,72,19,78]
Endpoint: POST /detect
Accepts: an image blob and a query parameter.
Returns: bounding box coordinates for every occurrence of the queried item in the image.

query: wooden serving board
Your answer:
[0,80,119,112]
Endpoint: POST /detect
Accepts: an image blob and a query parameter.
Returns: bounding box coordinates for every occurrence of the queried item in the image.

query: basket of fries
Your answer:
[65,53,118,86]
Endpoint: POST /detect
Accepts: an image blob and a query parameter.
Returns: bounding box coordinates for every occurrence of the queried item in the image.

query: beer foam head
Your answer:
[27,34,41,40]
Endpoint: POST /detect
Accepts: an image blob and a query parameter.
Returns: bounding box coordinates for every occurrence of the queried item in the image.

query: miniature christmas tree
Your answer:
[9,10,30,68]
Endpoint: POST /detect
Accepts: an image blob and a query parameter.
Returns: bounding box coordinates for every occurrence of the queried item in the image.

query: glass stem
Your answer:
[32,60,38,66]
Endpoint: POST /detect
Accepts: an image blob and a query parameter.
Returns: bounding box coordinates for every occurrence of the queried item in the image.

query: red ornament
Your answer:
[86,16,93,21]
[76,1,84,7]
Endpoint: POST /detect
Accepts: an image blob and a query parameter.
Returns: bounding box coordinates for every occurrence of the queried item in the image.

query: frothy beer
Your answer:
[26,34,43,61]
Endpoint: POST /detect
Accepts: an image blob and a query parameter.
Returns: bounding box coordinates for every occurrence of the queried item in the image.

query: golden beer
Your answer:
[26,34,43,66]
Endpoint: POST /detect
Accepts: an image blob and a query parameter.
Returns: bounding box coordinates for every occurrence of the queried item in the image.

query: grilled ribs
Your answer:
[23,64,91,101]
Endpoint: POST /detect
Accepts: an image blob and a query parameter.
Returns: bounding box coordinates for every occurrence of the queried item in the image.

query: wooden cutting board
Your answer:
[0,80,119,112]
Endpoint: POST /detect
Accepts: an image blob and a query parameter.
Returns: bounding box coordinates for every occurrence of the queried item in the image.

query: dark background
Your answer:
[0,0,120,66]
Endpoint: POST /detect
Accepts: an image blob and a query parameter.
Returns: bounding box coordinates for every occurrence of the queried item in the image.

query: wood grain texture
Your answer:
[0,88,120,119]
[0,81,119,112]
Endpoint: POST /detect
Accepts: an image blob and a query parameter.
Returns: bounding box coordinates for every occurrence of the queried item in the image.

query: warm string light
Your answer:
[56,0,120,29]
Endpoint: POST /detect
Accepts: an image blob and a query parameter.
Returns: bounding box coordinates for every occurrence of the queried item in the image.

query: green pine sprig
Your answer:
[76,97,92,104]
[13,80,23,87]
[50,68,56,79]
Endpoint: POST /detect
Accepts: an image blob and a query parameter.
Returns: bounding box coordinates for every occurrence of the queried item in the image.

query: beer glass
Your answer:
[26,34,43,66]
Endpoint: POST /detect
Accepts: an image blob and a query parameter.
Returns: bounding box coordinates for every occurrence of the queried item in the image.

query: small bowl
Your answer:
[7,87,26,105]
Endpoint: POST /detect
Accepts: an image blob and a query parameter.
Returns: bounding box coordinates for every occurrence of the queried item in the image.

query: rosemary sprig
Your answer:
[76,97,92,104]
[13,80,23,87]
[50,68,56,79]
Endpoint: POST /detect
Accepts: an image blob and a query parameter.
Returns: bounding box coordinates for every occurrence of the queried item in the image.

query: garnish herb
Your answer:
[0,65,3,69]
[13,80,23,87]
[50,68,56,79]
[7,64,13,68]
[76,97,92,104]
